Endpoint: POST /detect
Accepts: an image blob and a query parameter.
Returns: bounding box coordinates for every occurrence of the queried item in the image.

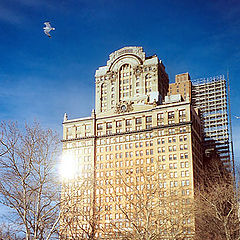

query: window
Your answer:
[146,116,152,123]
[180,126,187,133]
[146,124,152,129]
[169,128,175,134]
[158,147,165,153]
[179,110,186,117]
[136,118,142,124]
[120,64,132,100]
[106,122,112,129]
[169,163,177,169]
[157,113,164,119]
[85,125,91,131]
[126,119,132,126]
[116,121,122,127]
[97,124,103,130]
[168,111,174,119]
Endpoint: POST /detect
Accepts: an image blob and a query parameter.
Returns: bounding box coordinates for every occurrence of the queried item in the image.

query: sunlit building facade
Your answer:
[60,47,203,239]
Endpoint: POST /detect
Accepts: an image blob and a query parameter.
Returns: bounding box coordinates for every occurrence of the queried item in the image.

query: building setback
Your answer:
[60,47,204,239]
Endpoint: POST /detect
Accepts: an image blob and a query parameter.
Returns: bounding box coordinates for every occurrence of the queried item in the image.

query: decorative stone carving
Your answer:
[115,101,133,114]
[108,47,145,66]
[133,66,143,76]
[95,76,105,84]
[106,71,117,81]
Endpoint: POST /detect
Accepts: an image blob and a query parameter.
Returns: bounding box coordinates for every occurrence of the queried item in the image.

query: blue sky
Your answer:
[0,0,239,167]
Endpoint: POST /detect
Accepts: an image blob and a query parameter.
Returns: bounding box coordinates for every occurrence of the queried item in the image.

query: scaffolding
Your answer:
[192,75,234,172]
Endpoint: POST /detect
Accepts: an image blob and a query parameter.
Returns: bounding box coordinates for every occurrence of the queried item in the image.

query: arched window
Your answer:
[119,64,132,101]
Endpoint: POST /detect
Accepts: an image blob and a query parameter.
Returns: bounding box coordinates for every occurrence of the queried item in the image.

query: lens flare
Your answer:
[60,152,76,179]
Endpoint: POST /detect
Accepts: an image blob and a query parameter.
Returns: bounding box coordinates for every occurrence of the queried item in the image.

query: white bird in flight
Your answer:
[43,22,55,38]
[234,115,240,119]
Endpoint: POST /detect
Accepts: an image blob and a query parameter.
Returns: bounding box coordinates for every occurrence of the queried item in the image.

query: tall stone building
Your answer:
[60,47,203,239]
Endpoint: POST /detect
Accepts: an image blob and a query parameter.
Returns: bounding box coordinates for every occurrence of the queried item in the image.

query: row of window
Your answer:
[66,127,187,144]
[95,187,192,204]
[96,133,188,147]
[95,198,192,211]
[96,150,189,162]
[97,126,188,137]
[66,127,188,145]
[97,113,188,131]
[158,144,188,153]
[97,149,189,161]
[94,135,188,152]
[98,117,152,130]
[95,159,189,175]
[96,166,190,178]
[96,178,190,191]
[96,184,191,197]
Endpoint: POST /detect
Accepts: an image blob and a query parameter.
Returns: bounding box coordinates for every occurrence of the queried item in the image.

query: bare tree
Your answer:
[0,121,61,240]
[60,168,193,240]
[0,222,22,240]
[59,177,103,240]
[195,155,240,240]
[100,167,194,240]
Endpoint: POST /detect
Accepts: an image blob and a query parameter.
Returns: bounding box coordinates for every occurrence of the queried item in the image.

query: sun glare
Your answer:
[60,152,76,180]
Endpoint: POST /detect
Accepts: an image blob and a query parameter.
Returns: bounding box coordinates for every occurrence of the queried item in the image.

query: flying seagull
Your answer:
[234,115,240,119]
[43,22,55,38]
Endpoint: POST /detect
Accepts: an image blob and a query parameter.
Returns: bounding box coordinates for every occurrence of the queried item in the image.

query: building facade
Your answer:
[60,47,203,239]
[169,73,192,101]
[169,73,233,172]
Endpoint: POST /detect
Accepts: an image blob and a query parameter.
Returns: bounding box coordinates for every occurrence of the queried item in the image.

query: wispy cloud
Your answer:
[0,0,55,26]
[0,5,25,25]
